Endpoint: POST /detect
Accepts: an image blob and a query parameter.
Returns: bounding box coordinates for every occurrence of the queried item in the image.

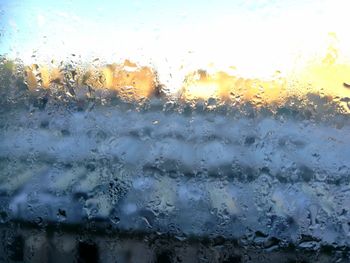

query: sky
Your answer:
[1,0,350,86]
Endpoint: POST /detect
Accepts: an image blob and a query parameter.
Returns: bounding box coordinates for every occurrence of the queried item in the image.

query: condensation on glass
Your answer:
[1,0,350,262]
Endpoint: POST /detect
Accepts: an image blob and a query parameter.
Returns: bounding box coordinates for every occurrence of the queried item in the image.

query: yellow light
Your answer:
[19,32,350,113]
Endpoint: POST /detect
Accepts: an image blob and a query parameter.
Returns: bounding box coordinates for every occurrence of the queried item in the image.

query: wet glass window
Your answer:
[1,0,350,262]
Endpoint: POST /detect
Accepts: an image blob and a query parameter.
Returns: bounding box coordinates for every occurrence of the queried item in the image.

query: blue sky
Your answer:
[0,0,319,56]
[1,0,349,83]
